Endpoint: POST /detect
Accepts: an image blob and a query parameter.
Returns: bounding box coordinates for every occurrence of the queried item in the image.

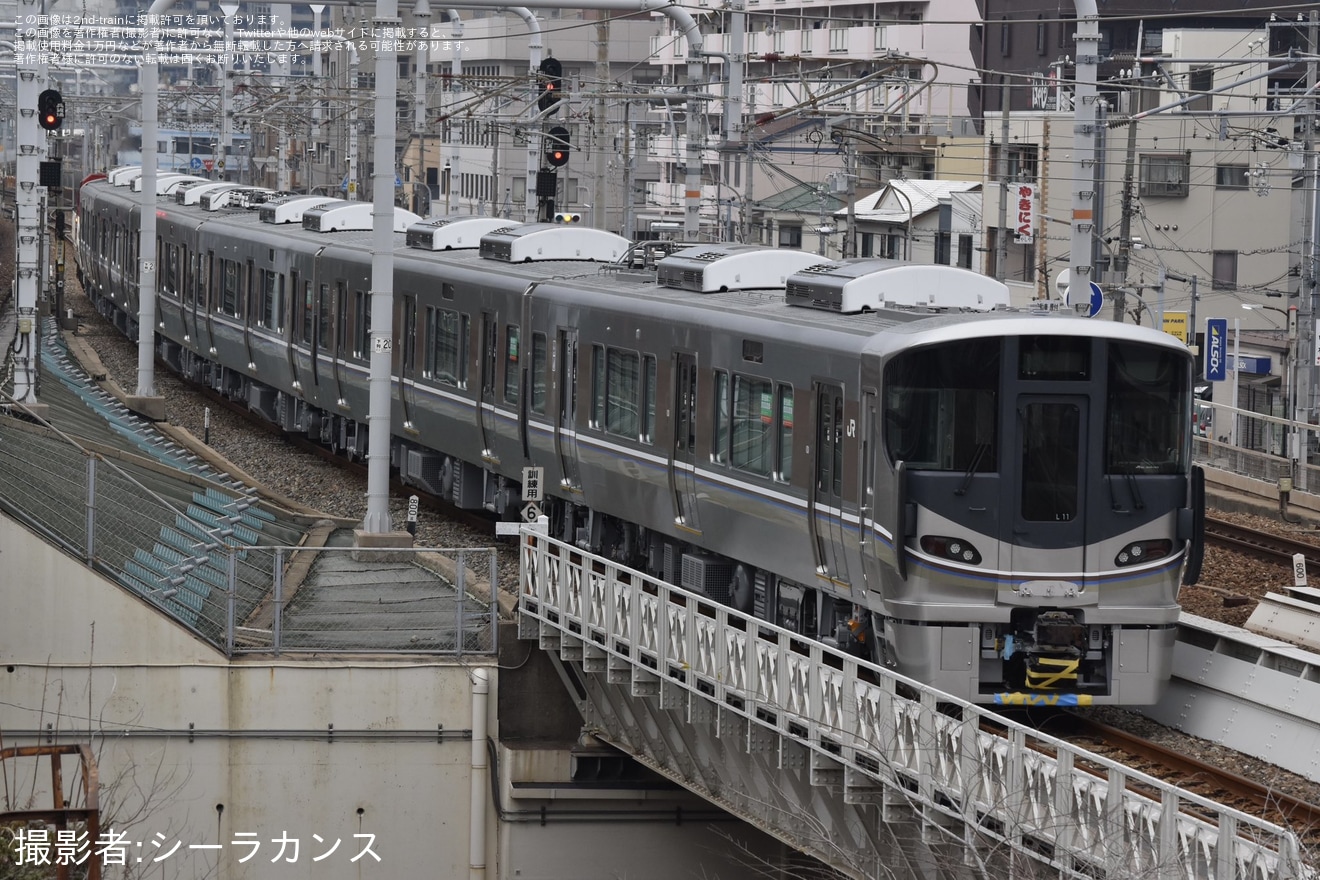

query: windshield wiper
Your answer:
[955,443,990,496]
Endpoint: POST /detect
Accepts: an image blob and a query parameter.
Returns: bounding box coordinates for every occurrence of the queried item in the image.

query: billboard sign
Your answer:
[1205,318,1227,381]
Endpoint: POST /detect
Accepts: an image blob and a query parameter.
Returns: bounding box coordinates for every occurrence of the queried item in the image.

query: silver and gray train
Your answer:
[76,169,1205,706]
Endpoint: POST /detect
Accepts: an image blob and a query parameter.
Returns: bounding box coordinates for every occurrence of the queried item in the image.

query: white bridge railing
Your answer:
[518,527,1306,880]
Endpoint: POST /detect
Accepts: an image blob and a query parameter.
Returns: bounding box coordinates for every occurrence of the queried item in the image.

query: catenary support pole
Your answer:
[1067,0,1099,308]
[361,0,403,534]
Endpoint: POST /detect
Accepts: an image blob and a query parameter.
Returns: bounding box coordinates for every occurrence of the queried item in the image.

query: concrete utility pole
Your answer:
[11,0,48,413]
[592,18,608,229]
[1300,10,1320,466]
[994,78,1009,281]
[1067,0,1100,308]
[360,0,404,537]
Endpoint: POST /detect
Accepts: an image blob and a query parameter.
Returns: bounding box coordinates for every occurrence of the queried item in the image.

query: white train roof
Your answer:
[479,224,629,263]
[260,195,348,225]
[406,216,524,251]
[201,186,276,211]
[302,202,421,233]
[106,166,142,186]
[786,259,1011,314]
[131,173,208,195]
[176,182,241,205]
[656,245,824,293]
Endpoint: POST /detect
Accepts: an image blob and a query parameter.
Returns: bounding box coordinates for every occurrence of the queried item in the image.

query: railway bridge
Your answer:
[516,520,1310,879]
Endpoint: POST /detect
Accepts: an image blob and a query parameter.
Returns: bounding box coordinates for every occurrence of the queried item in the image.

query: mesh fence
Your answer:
[0,413,499,656]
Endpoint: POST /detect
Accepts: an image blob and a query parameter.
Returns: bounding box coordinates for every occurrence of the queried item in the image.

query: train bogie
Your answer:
[75,173,1202,707]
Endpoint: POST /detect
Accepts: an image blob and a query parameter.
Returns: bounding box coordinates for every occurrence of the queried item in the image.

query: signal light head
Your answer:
[553,213,581,223]
[37,88,63,132]
[545,126,570,168]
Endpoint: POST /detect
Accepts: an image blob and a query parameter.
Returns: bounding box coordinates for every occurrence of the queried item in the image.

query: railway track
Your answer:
[179,371,503,537]
[1204,514,1320,569]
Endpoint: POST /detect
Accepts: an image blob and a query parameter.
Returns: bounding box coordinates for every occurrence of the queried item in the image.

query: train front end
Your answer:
[868,315,1199,706]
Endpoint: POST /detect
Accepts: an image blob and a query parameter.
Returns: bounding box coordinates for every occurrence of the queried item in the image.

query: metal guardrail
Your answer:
[1193,400,1320,496]
[518,526,1307,880]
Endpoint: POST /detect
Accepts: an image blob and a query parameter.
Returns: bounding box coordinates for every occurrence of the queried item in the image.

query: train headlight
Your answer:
[1114,539,1173,566]
[920,536,982,565]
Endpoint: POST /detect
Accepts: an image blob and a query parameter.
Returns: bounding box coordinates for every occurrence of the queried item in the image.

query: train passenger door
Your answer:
[669,350,701,533]
[398,294,418,429]
[858,389,878,590]
[1009,396,1088,571]
[555,327,582,491]
[309,282,323,388]
[202,250,217,355]
[241,259,256,369]
[811,382,850,585]
[329,282,346,405]
[285,269,300,384]
[477,312,497,458]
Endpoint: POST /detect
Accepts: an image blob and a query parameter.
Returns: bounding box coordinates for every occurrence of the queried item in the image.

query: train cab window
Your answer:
[776,383,794,482]
[1105,341,1189,475]
[712,371,730,464]
[424,306,468,387]
[1019,336,1090,381]
[883,339,999,471]
[731,375,773,476]
[504,325,520,405]
[641,355,657,444]
[605,348,641,439]
[530,332,548,414]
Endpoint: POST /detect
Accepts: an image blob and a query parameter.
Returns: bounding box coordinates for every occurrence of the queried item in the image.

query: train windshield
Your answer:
[883,338,999,471]
[1105,341,1189,475]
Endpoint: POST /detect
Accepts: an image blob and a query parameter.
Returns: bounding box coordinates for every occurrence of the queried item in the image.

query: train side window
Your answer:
[275,273,286,332]
[480,313,497,397]
[287,272,298,335]
[401,295,417,370]
[298,281,312,344]
[776,383,794,482]
[183,246,194,306]
[206,251,215,312]
[425,308,467,387]
[641,355,656,444]
[731,374,773,476]
[590,345,604,428]
[606,348,640,439]
[244,261,255,324]
[259,269,278,329]
[221,260,239,316]
[353,289,370,359]
[503,325,520,405]
[531,332,548,414]
[712,370,729,464]
[319,284,332,349]
[335,282,348,352]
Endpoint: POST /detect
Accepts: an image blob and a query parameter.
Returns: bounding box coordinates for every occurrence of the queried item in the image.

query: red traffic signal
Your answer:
[37,89,63,131]
[538,57,562,113]
[545,126,570,168]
